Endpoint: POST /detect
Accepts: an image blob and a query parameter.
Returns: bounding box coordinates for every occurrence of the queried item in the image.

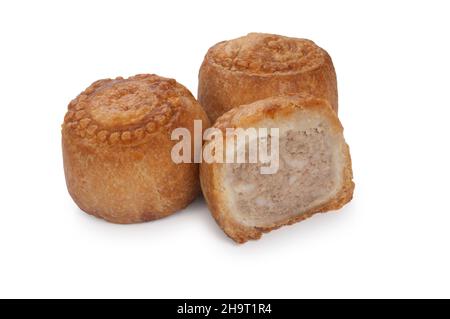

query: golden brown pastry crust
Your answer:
[200,94,354,243]
[62,74,210,223]
[198,33,338,122]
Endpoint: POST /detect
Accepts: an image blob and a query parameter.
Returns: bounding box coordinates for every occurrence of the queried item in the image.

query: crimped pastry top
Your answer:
[62,74,192,145]
[207,33,325,74]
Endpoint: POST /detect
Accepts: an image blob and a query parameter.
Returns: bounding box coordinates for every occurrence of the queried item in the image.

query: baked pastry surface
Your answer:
[198,33,338,121]
[200,94,353,243]
[62,74,210,223]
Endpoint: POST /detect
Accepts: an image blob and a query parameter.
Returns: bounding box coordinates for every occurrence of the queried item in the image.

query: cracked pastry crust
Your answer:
[62,74,210,223]
[200,94,354,243]
[198,33,338,122]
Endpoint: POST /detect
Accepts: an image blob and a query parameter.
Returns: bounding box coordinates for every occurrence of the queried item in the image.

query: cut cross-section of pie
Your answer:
[200,94,354,243]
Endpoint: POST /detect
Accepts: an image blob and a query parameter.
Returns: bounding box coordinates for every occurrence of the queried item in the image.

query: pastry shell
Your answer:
[62,74,210,223]
[198,33,338,122]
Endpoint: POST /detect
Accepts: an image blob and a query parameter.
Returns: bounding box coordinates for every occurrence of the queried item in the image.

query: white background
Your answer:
[0,0,449,298]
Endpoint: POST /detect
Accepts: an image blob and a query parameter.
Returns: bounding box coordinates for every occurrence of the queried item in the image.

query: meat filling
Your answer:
[227,125,337,227]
